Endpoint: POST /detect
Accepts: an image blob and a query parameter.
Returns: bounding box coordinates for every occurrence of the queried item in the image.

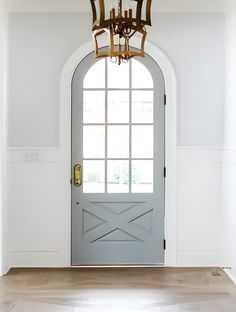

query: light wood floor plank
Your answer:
[0,268,235,311]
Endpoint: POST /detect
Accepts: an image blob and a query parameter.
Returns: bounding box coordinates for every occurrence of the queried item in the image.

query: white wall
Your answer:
[150,13,225,147]
[0,0,8,275]
[8,13,225,147]
[222,0,236,282]
[6,12,225,267]
[8,0,226,13]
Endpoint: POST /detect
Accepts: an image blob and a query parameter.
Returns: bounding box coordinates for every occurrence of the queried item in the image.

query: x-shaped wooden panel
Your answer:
[82,202,154,243]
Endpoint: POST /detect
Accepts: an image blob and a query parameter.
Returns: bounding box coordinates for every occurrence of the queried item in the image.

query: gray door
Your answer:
[71,52,165,265]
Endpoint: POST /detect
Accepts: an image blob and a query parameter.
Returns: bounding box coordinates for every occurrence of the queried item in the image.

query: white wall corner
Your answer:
[0,0,8,276]
[222,0,236,283]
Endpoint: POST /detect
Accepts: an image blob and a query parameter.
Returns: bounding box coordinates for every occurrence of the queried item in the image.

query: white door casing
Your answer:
[60,38,177,266]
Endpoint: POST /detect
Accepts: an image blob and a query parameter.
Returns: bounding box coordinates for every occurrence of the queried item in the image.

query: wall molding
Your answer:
[222,148,236,166]
[60,38,178,267]
[177,146,224,151]
[8,2,226,13]
[6,147,60,150]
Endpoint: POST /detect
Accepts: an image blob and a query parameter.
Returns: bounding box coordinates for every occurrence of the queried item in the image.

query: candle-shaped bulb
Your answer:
[129,9,132,18]
[118,0,122,17]
[113,8,116,18]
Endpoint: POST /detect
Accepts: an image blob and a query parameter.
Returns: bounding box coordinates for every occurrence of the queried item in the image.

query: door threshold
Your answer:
[70,264,165,268]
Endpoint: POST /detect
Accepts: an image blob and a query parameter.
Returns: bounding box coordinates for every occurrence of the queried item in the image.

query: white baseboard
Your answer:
[8,251,68,267]
[177,251,221,267]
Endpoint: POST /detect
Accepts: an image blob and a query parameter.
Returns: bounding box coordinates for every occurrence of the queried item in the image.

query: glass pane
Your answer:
[83,160,105,193]
[140,0,148,21]
[108,60,129,88]
[132,126,153,158]
[132,59,153,89]
[104,0,119,20]
[83,59,105,88]
[107,160,129,193]
[132,91,153,123]
[83,126,105,158]
[83,91,105,123]
[132,160,153,193]
[104,0,136,20]
[107,126,129,158]
[108,91,129,123]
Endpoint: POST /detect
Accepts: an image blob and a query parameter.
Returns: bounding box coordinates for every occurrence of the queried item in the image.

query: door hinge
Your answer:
[70,178,72,185]
[164,239,166,250]
[164,94,167,105]
[164,167,167,178]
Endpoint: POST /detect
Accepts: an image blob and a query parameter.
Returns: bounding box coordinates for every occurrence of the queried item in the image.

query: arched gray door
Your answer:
[71,52,165,265]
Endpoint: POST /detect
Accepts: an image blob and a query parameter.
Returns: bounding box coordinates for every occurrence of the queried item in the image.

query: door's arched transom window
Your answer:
[82,59,154,194]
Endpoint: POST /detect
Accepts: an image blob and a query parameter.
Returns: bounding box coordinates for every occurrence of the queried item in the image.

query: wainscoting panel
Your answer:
[5,148,70,268]
[176,147,222,266]
[6,147,223,267]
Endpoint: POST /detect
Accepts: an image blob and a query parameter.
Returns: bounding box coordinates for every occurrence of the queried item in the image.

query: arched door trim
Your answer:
[60,38,177,266]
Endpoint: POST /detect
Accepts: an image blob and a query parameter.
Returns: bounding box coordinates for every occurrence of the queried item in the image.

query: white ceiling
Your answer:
[8,0,226,12]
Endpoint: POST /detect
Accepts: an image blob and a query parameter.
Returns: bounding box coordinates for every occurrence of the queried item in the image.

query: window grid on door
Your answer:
[82,58,154,194]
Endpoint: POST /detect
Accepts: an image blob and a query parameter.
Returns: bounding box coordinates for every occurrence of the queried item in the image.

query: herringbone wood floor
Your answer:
[0,268,235,311]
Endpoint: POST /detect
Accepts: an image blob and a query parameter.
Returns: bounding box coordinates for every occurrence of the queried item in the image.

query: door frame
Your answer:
[60,38,177,267]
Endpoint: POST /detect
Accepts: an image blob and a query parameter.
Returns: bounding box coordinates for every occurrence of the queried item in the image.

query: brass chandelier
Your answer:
[90,0,152,65]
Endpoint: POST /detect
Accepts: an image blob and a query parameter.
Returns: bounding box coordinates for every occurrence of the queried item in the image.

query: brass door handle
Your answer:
[74,164,82,187]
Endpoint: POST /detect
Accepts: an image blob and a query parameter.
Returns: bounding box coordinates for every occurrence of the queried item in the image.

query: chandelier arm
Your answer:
[94,29,106,56]
[146,0,152,26]
[99,0,105,25]
[129,30,137,39]
[109,30,115,58]
[135,0,144,26]
[90,0,97,26]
